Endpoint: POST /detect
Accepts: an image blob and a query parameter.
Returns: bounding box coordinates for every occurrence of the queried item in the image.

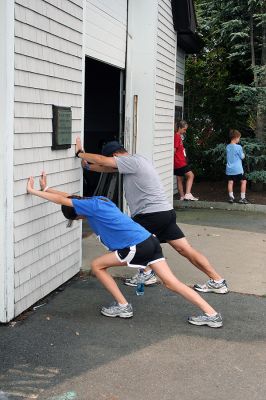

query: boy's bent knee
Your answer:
[91,260,102,273]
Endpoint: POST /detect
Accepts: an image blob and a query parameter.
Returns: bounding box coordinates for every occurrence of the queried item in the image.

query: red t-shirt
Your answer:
[174,133,187,168]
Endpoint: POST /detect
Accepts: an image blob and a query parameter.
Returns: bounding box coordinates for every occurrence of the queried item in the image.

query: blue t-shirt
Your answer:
[72,196,150,251]
[226,143,244,175]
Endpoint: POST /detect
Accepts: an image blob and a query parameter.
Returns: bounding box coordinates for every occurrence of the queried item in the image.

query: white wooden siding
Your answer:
[154,0,177,203]
[84,0,127,68]
[14,0,83,317]
[175,47,185,108]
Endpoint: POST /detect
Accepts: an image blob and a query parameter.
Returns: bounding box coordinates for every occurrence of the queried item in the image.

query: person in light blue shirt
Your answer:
[226,129,249,204]
[26,172,223,328]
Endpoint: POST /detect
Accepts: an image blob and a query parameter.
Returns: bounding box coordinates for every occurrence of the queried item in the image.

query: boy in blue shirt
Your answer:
[26,173,223,328]
[226,129,249,204]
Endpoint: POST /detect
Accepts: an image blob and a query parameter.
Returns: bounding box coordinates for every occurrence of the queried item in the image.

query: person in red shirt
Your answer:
[174,120,198,201]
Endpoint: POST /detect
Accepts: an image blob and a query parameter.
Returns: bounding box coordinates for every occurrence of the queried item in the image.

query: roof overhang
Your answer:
[171,0,203,54]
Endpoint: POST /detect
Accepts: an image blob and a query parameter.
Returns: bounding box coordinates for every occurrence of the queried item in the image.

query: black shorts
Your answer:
[226,174,246,182]
[174,165,191,176]
[133,209,185,243]
[115,235,164,268]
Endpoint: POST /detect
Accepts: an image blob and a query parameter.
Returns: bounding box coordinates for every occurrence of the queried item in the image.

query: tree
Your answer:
[185,0,266,141]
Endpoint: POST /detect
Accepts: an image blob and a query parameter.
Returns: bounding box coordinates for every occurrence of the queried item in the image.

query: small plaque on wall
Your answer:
[52,105,72,150]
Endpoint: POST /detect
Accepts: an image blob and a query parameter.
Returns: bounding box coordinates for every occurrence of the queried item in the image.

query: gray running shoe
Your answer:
[238,198,249,204]
[194,279,228,294]
[188,313,223,328]
[124,271,158,287]
[228,197,234,203]
[101,302,133,318]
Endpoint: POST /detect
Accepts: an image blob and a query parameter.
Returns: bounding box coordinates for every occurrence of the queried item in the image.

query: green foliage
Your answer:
[191,137,266,180]
[241,138,266,171]
[185,0,266,140]
[183,128,226,179]
[246,170,266,183]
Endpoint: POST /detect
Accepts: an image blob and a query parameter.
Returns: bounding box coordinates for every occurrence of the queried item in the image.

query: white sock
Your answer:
[118,303,128,308]
[241,192,245,199]
[229,192,234,199]
[213,279,224,284]
[144,270,152,276]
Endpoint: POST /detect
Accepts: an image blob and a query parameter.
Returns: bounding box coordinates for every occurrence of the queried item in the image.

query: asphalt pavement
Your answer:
[1,208,266,400]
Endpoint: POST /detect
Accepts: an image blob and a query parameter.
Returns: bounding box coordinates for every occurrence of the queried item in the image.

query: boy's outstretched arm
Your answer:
[27,177,73,207]
[75,137,118,169]
[39,172,70,197]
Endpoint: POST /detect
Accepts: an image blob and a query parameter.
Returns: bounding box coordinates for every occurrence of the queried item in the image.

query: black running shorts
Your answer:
[115,235,164,268]
[133,209,185,243]
[174,165,191,176]
[226,173,246,182]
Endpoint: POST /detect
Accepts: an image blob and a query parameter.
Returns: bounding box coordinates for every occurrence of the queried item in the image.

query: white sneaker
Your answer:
[184,193,199,201]
[180,196,185,201]
[124,271,158,287]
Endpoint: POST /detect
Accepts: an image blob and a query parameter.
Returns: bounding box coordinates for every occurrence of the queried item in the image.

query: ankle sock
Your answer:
[144,270,152,276]
[213,279,224,284]
[241,192,246,199]
[229,192,234,199]
[118,303,128,308]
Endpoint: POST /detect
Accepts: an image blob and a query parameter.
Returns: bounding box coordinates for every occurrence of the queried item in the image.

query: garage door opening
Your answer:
[83,56,124,204]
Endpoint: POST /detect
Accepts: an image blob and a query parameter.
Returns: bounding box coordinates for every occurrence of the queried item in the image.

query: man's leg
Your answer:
[168,237,222,280]
[150,260,223,327]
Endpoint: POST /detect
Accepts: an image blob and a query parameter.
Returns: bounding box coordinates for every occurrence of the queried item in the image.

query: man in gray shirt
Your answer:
[76,138,228,294]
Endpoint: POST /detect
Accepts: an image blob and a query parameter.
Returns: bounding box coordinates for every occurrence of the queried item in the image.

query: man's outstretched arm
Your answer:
[75,137,117,168]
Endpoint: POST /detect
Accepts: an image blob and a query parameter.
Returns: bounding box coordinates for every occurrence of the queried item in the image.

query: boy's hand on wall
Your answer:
[27,177,34,193]
[39,171,47,190]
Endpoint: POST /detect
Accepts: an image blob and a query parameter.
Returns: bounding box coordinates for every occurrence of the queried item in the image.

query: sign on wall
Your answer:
[52,106,72,150]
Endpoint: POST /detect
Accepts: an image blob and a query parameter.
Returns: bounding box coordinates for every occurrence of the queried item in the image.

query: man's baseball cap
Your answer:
[102,141,124,156]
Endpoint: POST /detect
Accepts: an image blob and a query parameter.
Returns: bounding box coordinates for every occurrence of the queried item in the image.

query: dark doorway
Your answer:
[83,57,124,202]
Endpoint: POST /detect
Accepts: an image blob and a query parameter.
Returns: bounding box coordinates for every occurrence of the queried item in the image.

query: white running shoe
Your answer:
[194,279,228,294]
[184,193,199,201]
[124,271,158,287]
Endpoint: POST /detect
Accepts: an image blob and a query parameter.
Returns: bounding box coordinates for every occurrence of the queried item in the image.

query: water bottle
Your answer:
[136,269,145,296]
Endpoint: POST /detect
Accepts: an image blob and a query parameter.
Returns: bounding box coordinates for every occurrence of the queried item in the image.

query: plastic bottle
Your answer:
[136,269,145,296]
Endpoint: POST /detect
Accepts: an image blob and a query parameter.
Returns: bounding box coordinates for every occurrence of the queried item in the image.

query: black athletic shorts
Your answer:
[174,165,191,176]
[226,173,247,182]
[115,235,164,268]
[133,209,185,243]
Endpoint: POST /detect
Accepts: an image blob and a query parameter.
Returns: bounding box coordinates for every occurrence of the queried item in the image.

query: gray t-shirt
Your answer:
[114,154,172,217]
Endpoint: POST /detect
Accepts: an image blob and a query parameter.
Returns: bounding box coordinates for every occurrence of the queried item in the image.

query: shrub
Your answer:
[246,170,266,184]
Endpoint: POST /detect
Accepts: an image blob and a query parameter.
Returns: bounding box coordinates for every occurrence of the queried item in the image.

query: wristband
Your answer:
[43,186,49,192]
[76,149,84,158]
